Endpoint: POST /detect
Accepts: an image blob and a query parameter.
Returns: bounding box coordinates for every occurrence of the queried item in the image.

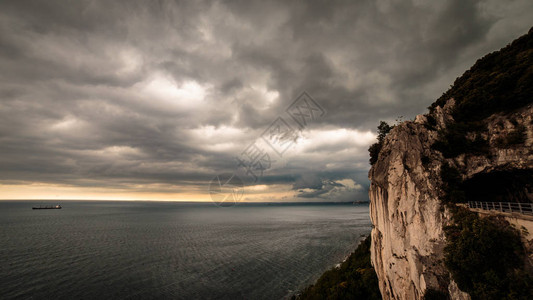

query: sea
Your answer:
[0,201,372,300]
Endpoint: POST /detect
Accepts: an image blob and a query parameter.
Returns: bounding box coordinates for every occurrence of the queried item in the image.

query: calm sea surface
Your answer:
[0,201,371,299]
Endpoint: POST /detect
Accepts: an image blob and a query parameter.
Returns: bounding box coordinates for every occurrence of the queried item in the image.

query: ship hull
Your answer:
[32,206,62,209]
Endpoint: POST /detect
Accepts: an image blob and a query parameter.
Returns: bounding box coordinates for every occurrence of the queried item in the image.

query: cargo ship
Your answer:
[32,205,62,210]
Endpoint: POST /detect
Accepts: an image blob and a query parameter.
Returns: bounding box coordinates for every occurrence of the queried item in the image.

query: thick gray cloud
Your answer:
[0,0,532,200]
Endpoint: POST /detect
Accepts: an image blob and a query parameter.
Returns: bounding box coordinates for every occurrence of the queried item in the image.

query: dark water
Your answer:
[0,201,371,299]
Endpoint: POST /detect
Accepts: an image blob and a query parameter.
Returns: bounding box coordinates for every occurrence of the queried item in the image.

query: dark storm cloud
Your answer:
[1,0,532,199]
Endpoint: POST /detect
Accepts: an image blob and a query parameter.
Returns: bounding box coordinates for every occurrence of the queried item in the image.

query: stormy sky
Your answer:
[1,0,532,201]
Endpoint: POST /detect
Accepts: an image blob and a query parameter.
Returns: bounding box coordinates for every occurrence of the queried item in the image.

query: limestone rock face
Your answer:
[368,101,533,299]
[368,106,455,300]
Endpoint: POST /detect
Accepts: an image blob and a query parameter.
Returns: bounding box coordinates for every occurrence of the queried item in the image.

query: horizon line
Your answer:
[0,199,370,204]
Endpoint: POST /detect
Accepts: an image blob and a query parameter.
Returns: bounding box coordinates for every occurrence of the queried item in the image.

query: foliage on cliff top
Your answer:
[430,27,533,122]
[429,27,532,158]
[296,235,381,300]
[444,206,533,300]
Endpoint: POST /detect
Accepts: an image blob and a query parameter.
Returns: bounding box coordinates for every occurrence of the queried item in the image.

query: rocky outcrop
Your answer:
[369,100,533,299]
[368,26,533,299]
[369,99,460,299]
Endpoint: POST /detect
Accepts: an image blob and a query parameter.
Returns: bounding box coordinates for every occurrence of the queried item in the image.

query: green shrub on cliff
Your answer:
[296,235,381,300]
[368,143,382,165]
[443,206,533,300]
[431,122,489,158]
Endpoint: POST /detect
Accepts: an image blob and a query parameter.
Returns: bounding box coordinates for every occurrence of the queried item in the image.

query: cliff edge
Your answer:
[369,27,533,299]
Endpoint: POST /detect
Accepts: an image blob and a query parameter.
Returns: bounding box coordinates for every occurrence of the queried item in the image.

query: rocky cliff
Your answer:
[368,28,533,299]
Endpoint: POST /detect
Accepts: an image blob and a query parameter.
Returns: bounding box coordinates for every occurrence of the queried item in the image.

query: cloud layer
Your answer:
[1,0,532,201]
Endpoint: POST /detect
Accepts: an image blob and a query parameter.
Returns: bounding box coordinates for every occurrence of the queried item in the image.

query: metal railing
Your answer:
[468,201,533,215]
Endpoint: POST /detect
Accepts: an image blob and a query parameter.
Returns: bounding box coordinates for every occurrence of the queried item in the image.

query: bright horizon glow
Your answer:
[0,181,360,202]
[0,183,305,202]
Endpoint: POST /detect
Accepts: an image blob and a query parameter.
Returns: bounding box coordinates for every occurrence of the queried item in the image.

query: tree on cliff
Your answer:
[368,121,392,165]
